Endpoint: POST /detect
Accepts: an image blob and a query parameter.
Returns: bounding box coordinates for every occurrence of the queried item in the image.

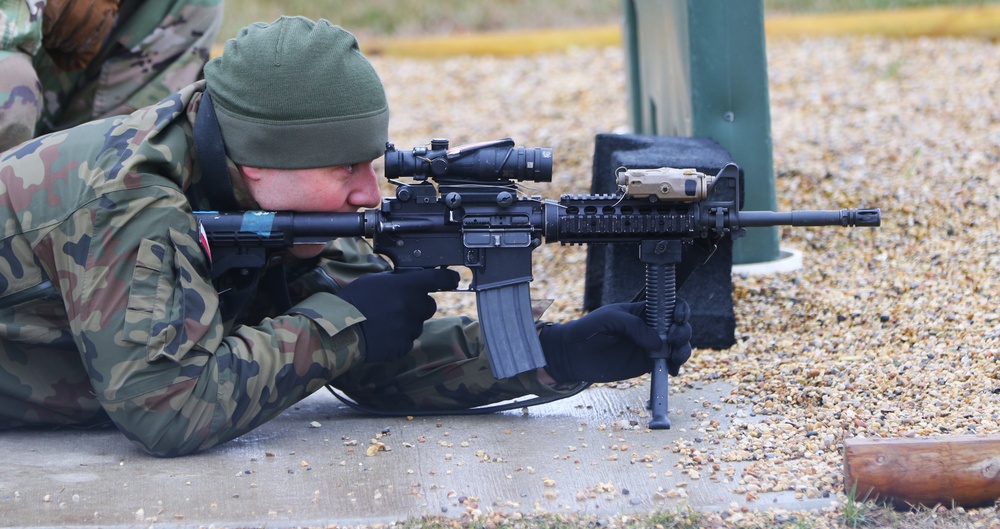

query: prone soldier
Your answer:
[0,16,691,456]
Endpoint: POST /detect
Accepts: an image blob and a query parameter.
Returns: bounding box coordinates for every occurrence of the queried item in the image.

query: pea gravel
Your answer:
[362,34,1000,528]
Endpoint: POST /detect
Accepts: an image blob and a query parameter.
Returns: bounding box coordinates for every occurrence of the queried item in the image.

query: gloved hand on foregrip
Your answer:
[664,299,693,376]
[539,300,692,384]
[336,268,460,363]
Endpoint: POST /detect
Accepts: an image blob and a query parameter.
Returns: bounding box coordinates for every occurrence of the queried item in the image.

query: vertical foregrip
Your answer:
[645,261,676,429]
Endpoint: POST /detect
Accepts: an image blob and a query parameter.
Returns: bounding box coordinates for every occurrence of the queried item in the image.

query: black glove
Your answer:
[336,268,460,363]
[539,300,692,384]
[664,300,693,376]
[287,264,340,304]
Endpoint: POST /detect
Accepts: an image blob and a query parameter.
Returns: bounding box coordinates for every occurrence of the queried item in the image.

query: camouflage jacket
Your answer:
[0,81,570,457]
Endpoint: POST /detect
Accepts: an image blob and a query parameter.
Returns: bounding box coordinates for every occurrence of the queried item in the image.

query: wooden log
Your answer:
[844,434,1000,509]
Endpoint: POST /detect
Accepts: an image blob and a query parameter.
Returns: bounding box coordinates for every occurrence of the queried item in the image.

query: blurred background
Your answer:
[217,0,998,44]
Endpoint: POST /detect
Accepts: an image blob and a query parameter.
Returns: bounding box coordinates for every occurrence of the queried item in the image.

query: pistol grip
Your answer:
[476,282,547,380]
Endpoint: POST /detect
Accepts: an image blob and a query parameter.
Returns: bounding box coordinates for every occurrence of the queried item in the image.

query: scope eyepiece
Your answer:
[384,138,553,183]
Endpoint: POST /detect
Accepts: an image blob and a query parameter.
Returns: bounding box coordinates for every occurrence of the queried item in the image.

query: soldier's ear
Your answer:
[239,165,267,182]
[236,165,273,204]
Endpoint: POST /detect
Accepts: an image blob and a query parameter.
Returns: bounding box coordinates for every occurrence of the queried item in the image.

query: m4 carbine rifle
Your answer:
[196,138,881,428]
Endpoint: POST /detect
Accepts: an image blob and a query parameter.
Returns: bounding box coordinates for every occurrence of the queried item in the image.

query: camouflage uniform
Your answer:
[0,0,44,149]
[0,81,571,457]
[0,0,222,151]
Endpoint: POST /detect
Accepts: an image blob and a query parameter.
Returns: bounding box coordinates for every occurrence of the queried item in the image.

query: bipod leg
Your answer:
[640,239,683,430]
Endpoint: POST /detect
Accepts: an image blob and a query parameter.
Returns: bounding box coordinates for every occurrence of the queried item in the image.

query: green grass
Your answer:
[842,482,875,528]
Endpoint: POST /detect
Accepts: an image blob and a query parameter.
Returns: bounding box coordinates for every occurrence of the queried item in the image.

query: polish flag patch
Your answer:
[197,219,212,264]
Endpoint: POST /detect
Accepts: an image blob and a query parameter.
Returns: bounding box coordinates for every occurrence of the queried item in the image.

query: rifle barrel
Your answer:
[739,208,881,228]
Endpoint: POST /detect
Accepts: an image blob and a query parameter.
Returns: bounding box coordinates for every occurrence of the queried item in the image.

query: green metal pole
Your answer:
[623,0,780,264]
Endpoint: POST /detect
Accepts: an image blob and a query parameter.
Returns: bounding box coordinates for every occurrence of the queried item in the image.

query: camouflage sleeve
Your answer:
[65,183,370,457]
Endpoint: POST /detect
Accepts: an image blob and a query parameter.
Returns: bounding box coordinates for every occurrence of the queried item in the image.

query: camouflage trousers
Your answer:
[0,314,566,433]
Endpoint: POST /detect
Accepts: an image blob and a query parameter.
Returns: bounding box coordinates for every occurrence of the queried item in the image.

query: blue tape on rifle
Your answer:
[241,211,275,236]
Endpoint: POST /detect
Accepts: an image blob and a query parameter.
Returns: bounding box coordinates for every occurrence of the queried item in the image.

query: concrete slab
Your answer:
[0,380,835,528]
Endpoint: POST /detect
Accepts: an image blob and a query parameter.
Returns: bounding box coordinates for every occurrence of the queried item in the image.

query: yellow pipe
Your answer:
[765,5,1000,39]
[362,25,621,58]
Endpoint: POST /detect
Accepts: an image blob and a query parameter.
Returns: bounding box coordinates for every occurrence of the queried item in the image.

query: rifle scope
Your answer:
[384,138,553,183]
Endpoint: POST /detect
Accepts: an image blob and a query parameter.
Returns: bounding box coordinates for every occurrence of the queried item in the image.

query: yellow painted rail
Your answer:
[766,5,1000,39]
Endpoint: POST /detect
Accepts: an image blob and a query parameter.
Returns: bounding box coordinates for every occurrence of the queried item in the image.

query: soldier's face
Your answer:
[239,160,382,258]
[240,160,381,213]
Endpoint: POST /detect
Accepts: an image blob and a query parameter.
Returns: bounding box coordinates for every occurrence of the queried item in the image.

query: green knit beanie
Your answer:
[203,17,389,169]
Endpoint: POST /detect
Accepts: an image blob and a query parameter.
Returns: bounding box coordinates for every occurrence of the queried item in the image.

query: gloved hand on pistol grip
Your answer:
[539,300,693,384]
[336,268,460,363]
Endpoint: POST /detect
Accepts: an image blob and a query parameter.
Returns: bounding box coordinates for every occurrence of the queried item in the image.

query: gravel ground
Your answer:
[364,34,1000,528]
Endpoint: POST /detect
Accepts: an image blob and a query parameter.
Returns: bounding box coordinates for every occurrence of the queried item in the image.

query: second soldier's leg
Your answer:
[0,51,42,152]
